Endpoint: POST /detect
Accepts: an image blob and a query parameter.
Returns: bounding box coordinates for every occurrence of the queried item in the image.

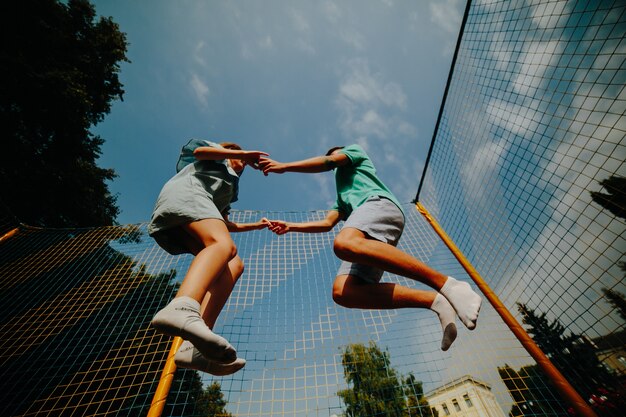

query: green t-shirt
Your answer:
[330,144,404,218]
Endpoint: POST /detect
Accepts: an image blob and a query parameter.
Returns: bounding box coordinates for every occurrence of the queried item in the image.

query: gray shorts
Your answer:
[336,196,405,283]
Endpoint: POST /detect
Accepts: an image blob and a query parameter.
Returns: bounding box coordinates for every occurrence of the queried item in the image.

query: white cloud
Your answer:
[513,41,561,96]
[193,41,207,67]
[355,110,388,138]
[290,9,310,32]
[287,8,316,55]
[240,43,253,60]
[258,35,273,49]
[190,72,210,107]
[339,28,366,50]
[530,0,569,29]
[397,121,417,136]
[485,98,540,138]
[322,1,341,22]
[338,62,407,109]
[461,139,509,203]
[429,0,463,35]
[335,60,414,143]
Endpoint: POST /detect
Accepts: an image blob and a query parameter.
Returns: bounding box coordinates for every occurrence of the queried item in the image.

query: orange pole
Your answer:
[0,228,19,244]
[147,336,183,417]
[416,203,598,417]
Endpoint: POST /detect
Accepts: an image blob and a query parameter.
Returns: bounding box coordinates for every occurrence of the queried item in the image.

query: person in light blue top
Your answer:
[259,145,482,351]
[149,139,271,376]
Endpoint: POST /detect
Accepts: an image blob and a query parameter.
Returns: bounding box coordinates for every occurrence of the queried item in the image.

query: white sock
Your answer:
[151,296,237,363]
[430,293,458,351]
[439,276,482,330]
[175,340,246,376]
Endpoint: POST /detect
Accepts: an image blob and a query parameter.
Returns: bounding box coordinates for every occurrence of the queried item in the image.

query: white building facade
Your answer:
[425,375,506,417]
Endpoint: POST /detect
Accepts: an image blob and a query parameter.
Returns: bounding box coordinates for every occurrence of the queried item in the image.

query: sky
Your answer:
[83,2,625,413]
[91,0,466,225]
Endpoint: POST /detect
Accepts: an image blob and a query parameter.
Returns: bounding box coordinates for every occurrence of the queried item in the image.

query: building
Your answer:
[592,330,626,378]
[426,375,506,417]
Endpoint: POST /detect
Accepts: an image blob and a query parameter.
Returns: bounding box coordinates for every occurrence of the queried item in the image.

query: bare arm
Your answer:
[224,216,272,233]
[194,146,268,166]
[266,210,342,235]
[258,153,350,175]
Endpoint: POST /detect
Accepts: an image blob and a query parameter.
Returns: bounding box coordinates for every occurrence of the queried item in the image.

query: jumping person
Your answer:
[149,139,270,375]
[258,145,482,351]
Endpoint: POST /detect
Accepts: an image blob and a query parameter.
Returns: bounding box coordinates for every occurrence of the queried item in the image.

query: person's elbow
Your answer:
[193,147,216,160]
[321,219,338,232]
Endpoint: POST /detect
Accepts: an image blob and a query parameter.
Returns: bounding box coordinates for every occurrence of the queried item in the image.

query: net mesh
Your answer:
[1,209,508,417]
[419,0,626,415]
[1,0,625,416]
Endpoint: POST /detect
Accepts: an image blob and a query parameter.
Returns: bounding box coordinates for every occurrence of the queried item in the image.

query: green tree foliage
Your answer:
[338,342,435,417]
[498,364,561,417]
[166,372,232,417]
[590,176,626,220]
[516,303,616,401]
[0,0,128,227]
[403,373,437,417]
[602,287,626,323]
[197,382,233,417]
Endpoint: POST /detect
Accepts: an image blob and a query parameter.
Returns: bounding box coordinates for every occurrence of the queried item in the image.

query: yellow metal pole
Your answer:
[0,228,19,244]
[416,203,598,417]
[147,336,183,417]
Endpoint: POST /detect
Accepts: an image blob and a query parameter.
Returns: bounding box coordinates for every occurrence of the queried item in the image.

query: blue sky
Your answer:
[92,0,466,225]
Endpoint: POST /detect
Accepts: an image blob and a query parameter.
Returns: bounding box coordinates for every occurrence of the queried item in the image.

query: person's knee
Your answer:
[231,256,245,281]
[333,233,360,261]
[332,276,349,307]
[206,238,238,260]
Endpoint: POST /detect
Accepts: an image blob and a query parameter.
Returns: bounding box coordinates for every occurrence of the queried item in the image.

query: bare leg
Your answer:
[166,226,243,328]
[333,228,481,330]
[334,228,448,290]
[151,219,238,363]
[200,255,244,329]
[176,219,237,302]
[332,274,435,309]
[333,275,457,350]
[170,229,247,375]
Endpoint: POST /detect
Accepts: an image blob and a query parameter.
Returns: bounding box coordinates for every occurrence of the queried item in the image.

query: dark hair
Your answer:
[220,141,242,150]
[325,146,344,156]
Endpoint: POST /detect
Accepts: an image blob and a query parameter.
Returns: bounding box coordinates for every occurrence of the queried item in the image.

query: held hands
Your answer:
[258,218,289,235]
[264,219,290,235]
[242,151,270,170]
[257,157,286,176]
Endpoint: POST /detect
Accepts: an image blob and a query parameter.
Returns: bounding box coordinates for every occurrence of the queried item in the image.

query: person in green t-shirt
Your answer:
[258,145,482,351]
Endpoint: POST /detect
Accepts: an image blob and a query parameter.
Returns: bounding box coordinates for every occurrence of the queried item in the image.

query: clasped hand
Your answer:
[257,157,286,176]
[260,218,289,235]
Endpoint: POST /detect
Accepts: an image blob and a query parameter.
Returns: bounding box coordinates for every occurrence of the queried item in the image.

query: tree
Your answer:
[197,382,233,417]
[166,371,233,417]
[338,342,435,417]
[516,303,616,402]
[602,287,626,322]
[498,364,561,417]
[403,373,437,417]
[0,0,128,227]
[590,176,626,220]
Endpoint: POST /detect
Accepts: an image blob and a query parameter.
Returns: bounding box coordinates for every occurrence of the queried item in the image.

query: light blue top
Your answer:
[175,139,240,209]
[148,139,241,254]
